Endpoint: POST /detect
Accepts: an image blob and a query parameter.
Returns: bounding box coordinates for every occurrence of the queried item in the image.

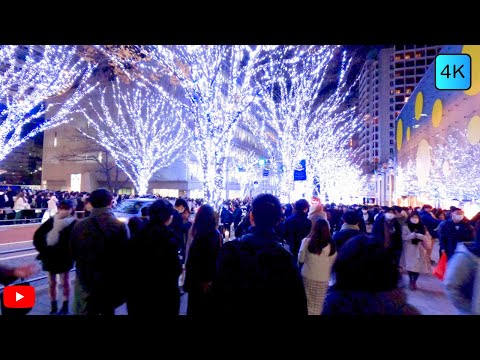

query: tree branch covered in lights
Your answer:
[75,79,187,196]
[427,131,480,200]
[229,147,265,199]
[102,45,273,202]
[0,45,96,162]
[246,46,360,203]
[396,159,419,197]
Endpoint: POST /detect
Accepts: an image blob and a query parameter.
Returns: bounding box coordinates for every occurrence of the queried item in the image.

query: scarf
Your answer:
[340,223,360,231]
[46,214,76,246]
[407,221,426,234]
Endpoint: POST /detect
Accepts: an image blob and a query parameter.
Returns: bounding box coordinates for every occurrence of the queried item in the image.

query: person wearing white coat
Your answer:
[399,212,432,290]
[298,218,337,315]
[47,194,58,217]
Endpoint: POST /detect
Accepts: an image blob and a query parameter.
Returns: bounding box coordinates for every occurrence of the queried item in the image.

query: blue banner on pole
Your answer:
[293,160,306,181]
[262,169,269,177]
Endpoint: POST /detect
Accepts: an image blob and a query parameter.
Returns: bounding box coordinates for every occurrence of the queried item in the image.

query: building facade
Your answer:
[395,45,480,215]
[357,45,443,205]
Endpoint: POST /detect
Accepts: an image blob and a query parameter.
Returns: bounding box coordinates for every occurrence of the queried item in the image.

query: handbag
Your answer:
[433,252,447,281]
[1,280,33,316]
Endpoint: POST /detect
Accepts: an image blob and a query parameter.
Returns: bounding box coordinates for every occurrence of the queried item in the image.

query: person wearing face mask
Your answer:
[439,208,474,261]
[361,206,374,233]
[399,213,432,290]
[33,200,77,314]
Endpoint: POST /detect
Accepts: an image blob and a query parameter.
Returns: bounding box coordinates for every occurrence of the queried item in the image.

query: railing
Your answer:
[0,269,76,291]
[0,209,87,225]
[0,208,48,225]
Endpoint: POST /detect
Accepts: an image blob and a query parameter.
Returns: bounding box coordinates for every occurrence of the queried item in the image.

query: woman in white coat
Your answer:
[399,212,432,290]
[298,218,337,315]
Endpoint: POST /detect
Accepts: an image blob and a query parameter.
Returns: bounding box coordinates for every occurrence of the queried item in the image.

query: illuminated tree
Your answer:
[76,78,187,196]
[0,45,95,162]
[246,46,360,203]
[396,158,419,197]
[101,45,273,202]
[428,131,480,200]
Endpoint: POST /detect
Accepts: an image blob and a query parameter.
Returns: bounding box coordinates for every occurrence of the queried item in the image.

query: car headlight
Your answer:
[118,217,128,223]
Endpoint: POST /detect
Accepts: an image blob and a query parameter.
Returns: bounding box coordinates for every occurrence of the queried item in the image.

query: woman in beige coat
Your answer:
[399,212,432,290]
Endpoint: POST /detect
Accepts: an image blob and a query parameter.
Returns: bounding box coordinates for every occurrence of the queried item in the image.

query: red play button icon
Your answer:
[3,285,35,309]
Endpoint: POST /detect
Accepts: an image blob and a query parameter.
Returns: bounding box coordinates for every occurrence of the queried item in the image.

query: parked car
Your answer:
[113,198,156,223]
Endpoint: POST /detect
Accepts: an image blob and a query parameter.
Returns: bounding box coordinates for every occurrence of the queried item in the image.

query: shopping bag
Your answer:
[433,252,447,281]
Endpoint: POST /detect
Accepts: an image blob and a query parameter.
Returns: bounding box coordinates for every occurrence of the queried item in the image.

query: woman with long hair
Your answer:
[184,204,221,316]
[298,218,337,315]
[399,212,432,290]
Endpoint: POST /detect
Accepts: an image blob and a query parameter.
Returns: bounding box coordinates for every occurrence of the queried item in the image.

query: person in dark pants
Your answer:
[232,203,243,231]
[220,203,233,239]
[184,204,221,316]
[70,189,130,316]
[127,199,181,316]
[372,208,403,284]
[284,199,312,257]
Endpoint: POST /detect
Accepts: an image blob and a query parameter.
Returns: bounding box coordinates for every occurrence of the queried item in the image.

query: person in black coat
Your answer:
[232,203,243,230]
[440,208,474,260]
[170,198,188,253]
[127,199,182,316]
[33,200,76,314]
[333,210,362,251]
[284,199,312,257]
[184,204,221,316]
[220,203,234,239]
[214,193,308,316]
[372,208,403,282]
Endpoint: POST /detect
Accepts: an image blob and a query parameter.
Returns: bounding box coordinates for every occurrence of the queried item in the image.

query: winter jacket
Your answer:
[214,226,308,316]
[33,217,75,274]
[332,225,361,251]
[298,240,337,282]
[70,207,130,314]
[399,225,431,274]
[419,210,441,239]
[284,212,312,259]
[184,230,221,293]
[444,242,480,315]
[439,219,474,260]
[127,222,181,316]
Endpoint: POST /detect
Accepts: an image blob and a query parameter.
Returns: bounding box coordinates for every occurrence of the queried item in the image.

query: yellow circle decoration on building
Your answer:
[406,127,411,141]
[463,45,480,96]
[396,119,403,151]
[416,139,431,186]
[431,99,443,128]
[415,92,423,120]
[467,115,480,144]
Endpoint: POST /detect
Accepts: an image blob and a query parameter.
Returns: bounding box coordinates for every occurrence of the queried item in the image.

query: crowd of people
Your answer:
[1,185,480,316]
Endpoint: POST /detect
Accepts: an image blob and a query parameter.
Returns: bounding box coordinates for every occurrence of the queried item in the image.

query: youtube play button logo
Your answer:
[3,285,35,309]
